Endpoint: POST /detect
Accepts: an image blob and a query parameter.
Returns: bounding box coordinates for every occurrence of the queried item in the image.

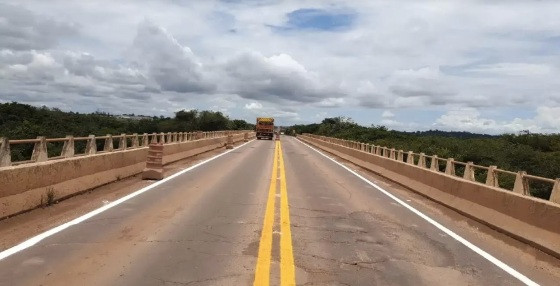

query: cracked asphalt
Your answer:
[1,137,560,285]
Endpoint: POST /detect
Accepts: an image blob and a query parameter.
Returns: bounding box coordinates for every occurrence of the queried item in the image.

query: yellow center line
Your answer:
[253,141,279,286]
[279,142,296,286]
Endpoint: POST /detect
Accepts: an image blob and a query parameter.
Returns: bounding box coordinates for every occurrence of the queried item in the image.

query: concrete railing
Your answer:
[303,134,560,204]
[299,134,560,259]
[0,131,254,219]
[0,131,240,167]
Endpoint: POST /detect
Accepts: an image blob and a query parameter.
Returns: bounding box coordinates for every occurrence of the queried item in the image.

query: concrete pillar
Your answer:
[131,133,139,148]
[119,134,127,150]
[0,137,11,167]
[244,132,249,142]
[390,148,396,160]
[397,150,404,162]
[445,158,455,176]
[418,153,426,168]
[104,134,114,152]
[159,132,165,144]
[485,166,499,187]
[142,143,164,180]
[513,171,529,195]
[463,162,475,181]
[61,135,75,158]
[430,155,438,171]
[196,131,203,140]
[406,151,414,164]
[226,132,234,149]
[550,179,560,204]
[85,135,96,155]
[376,146,382,156]
[142,133,149,146]
[31,136,48,162]
[166,132,172,143]
[150,133,157,144]
[172,132,178,142]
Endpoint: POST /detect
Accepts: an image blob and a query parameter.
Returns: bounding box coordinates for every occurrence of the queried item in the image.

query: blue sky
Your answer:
[0,0,559,134]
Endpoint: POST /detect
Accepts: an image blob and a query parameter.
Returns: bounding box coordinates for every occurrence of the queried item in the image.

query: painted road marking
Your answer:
[253,141,296,286]
[253,141,279,285]
[297,138,539,286]
[0,139,256,261]
[278,142,296,286]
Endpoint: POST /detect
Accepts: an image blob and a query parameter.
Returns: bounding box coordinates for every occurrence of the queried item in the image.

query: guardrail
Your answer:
[304,134,560,204]
[0,131,245,168]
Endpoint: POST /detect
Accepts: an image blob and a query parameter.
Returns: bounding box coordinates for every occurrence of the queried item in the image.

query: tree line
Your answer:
[0,102,254,161]
[286,117,560,200]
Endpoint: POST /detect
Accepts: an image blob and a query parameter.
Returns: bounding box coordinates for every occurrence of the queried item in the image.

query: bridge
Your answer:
[0,132,559,285]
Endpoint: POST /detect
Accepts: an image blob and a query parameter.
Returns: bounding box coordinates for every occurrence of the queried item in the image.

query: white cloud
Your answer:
[381,110,394,118]
[245,102,263,110]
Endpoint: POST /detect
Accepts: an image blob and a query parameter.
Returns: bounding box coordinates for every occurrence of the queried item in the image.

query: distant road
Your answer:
[0,137,558,285]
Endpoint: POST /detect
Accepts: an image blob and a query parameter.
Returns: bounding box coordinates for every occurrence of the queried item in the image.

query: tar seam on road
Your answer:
[296,138,540,286]
[253,140,279,285]
[0,140,256,261]
[279,142,296,286]
[253,141,296,286]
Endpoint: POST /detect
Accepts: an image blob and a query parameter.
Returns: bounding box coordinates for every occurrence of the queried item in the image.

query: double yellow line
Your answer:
[253,141,296,286]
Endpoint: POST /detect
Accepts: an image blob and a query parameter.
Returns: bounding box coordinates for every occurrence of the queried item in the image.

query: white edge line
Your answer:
[296,138,539,286]
[0,139,255,261]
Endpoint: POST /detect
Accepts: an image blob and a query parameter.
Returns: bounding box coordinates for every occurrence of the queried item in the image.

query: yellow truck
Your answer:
[256,117,274,140]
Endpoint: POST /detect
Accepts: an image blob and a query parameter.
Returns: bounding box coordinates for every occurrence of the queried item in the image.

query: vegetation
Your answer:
[286,117,560,200]
[0,102,254,162]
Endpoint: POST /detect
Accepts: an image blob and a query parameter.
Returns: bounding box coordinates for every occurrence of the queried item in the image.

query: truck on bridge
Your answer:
[256,117,274,140]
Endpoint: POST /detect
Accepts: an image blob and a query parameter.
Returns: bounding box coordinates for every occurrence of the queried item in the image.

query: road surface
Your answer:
[0,137,559,285]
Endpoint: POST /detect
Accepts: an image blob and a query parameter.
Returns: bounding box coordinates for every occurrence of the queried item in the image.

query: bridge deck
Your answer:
[0,137,559,285]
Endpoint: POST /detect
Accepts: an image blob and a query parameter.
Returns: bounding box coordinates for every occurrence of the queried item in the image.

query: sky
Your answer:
[0,0,559,134]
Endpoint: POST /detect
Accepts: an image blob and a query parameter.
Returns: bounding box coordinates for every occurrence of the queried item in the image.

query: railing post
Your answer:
[31,136,48,162]
[142,133,149,146]
[132,133,139,148]
[430,155,438,171]
[513,171,529,195]
[104,134,114,152]
[445,158,455,176]
[485,166,499,187]
[119,134,127,150]
[550,179,560,203]
[61,135,75,158]
[406,151,414,164]
[397,150,404,162]
[0,137,11,167]
[390,148,396,160]
[173,132,178,142]
[244,132,249,142]
[418,153,426,168]
[382,147,388,157]
[166,132,172,143]
[85,135,96,155]
[159,132,165,144]
[196,131,203,140]
[463,162,475,181]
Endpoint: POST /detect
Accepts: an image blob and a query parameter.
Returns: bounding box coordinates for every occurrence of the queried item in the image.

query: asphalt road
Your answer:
[0,137,559,285]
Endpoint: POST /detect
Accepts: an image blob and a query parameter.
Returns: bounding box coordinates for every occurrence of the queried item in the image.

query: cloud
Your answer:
[0,3,78,50]
[130,20,215,93]
[274,8,356,32]
[222,52,342,104]
[245,102,263,110]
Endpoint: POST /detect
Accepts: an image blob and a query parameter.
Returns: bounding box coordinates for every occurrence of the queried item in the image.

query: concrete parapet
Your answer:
[132,134,139,148]
[397,150,404,162]
[0,131,253,219]
[299,134,560,259]
[119,134,127,150]
[406,151,414,164]
[389,148,396,160]
[226,133,234,149]
[244,132,249,142]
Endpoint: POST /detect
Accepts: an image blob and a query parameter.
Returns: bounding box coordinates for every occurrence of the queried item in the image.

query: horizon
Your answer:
[1,1,559,135]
